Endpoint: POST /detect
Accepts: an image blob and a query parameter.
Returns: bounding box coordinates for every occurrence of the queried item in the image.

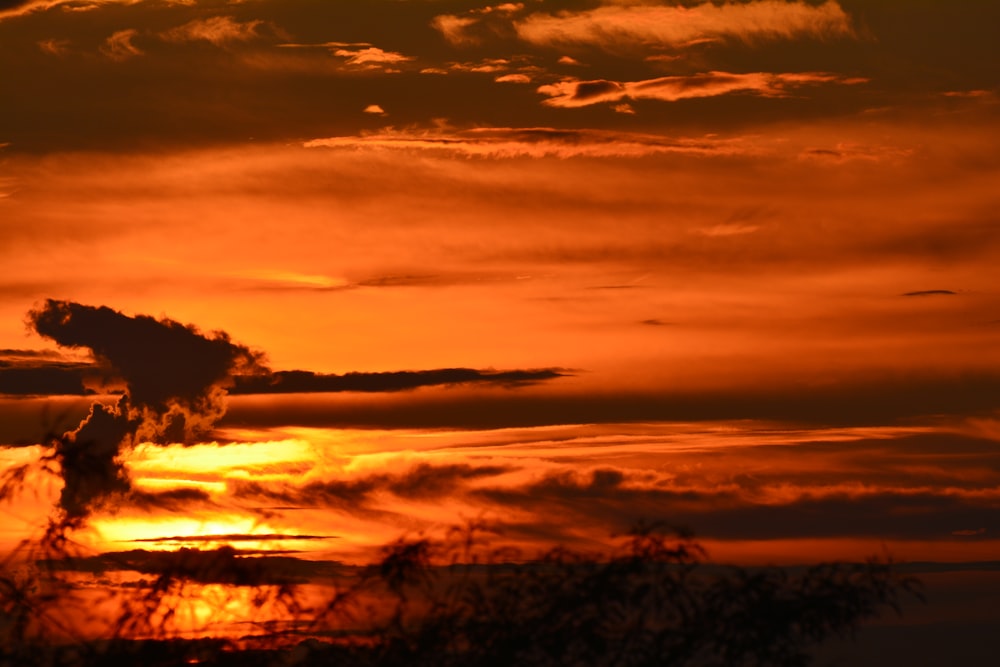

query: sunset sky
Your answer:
[1,0,999,660]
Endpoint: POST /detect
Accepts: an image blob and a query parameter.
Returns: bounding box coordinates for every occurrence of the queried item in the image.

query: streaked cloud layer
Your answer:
[1,4,999,657]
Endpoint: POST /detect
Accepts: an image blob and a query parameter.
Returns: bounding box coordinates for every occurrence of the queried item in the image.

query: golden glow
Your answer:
[90,514,315,552]
[128,439,319,480]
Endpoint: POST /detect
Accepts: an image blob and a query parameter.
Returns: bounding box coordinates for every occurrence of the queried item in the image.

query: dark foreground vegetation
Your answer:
[1,520,921,667]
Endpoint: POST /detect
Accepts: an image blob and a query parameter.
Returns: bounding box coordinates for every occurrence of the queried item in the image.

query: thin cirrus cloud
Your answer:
[431,2,525,46]
[160,16,269,46]
[512,0,856,51]
[304,126,753,158]
[100,28,142,61]
[538,71,866,108]
[0,0,180,23]
[37,37,69,55]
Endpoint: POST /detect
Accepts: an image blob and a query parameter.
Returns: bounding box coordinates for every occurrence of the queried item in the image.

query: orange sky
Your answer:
[1,1,999,657]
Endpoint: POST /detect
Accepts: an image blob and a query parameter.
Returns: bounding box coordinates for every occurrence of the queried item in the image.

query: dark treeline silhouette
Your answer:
[1,515,922,667]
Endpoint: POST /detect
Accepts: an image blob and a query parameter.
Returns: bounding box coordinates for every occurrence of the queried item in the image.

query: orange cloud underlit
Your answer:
[538,71,866,107]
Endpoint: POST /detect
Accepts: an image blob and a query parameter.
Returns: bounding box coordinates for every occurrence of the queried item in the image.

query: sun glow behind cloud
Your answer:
[2,419,972,565]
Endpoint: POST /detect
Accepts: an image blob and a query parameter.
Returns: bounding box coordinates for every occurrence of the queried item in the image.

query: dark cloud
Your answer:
[0,358,566,398]
[126,487,214,512]
[388,462,514,499]
[56,396,140,522]
[232,477,380,513]
[474,468,1000,543]
[132,533,334,544]
[21,299,265,524]
[42,547,348,585]
[671,432,1000,493]
[0,348,67,360]
[230,367,568,395]
[571,79,624,101]
[28,299,265,442]
[223,371,1000,431]
[0,395,97,446]
[0,360,92,396]
[902,290,957,297]
[232,462,514,510]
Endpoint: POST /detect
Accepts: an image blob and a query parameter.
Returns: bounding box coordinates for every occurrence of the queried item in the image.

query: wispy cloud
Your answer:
[161,16,267,47]
[432,2,525,46]
[100,28,142,61]
[304,126,753,158]
[37,37,69,55]
[229,367,568,395]
[443,56,534,74]
[514,0,855,52]
[0,0,172,24]
[799,142,914,164]
[268,41,417,73]
[431,14,481,46]
[232,462,515,510]
[538,72,866,108]
[332,45,414,69]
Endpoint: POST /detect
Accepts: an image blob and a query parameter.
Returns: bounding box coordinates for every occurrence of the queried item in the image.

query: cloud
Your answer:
[431,14,480,46]
[538,71,866,108]
[56,396,140,521]
[0,355,93,396]
[222,370,1000,431]
[514,0,855,52]
[101,28,142,61]
[161,16,266,47]
[476,471,1000,543]
[0,0,58,21]
[126,486,213,512]
[496,73,531,84]
[364,104,387,115]
[799,142,914,164]
[28,300,264,441]
[0,355,567,398]
[37,38,69,55]
[388,462,514,500]
[132,532,332,544]
[304,126,753,159]
[232,462,514,510]
[24,300,265,523]
[332,45,414,69]
[462,438,1000,544]
[902,290,957,298]
[442,56,538,75]
[229,367,568,395]
[43,546,335,585]
[432,2,525,46]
